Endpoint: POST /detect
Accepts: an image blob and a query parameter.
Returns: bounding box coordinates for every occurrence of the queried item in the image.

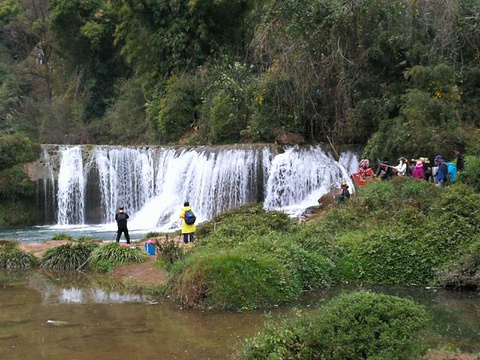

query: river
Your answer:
[0,271,478,360]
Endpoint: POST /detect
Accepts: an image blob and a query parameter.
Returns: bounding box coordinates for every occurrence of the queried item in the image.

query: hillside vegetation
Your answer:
[0,0,478,156]
[166,171,480,310]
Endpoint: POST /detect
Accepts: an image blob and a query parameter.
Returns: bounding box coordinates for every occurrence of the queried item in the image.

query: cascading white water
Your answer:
[57,147,85,225]
[339,151,360,176]
[50,145,359,229]
[93,148,156,223]
[263,146,355,215]
[130,147,262,230]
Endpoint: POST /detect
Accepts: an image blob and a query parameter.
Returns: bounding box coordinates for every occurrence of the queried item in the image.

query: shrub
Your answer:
[0,248,37,269]
[459,156,480,192]
[169,249,300,310]
[155,238,183,266]
[237,291,429,360]
[157,75,199,143]
[336,226,439,285]
[51,233,74,241]
[0,165,35,199]
[0,199,36,227]
[0,133,40,171]
[437,237,480,288]
[196,203,294,240]
[89,243,147,272]
[40,242,98,270]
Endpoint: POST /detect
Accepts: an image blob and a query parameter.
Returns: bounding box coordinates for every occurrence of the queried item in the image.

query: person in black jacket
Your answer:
[455,149,465,172]
[115,206,130,244]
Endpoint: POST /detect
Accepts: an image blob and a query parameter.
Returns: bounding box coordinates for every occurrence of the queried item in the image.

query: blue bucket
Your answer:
[144,242,156,256]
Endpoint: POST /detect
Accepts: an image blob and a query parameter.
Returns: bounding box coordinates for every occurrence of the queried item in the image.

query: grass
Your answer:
[51,232,74,241]
[0,248,37,269]
[89,243,147,273]
[40,242,99,270]
[166,177,480,310]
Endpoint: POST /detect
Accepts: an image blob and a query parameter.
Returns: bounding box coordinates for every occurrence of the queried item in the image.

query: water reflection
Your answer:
[0,271,479,360]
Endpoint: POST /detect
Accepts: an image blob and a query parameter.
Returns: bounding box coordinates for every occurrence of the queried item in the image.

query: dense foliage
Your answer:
[237,291,429,360]
[167,176,480,310]
[0,0,478,157]
[168,204,335,310]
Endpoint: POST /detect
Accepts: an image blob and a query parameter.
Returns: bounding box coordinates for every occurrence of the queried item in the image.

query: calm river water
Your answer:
[0,271,479,360]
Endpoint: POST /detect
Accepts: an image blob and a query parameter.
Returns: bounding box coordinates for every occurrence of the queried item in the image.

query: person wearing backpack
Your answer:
[180,202,196,244]
[115,206,130,244]
[447,161,457,183]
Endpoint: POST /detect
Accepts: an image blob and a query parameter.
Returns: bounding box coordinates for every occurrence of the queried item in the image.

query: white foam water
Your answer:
[56,147,85,225]
[47,145,359,230]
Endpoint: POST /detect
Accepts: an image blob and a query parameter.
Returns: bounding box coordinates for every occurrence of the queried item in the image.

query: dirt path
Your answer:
[113,256,168,287]
[19,240,71,258]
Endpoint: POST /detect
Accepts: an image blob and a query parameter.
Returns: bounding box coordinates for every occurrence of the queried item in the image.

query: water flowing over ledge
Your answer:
[35,144,359,231]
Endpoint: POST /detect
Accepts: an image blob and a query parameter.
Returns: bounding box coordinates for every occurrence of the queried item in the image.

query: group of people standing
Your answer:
[353,149,465,188]
[114,202,197,245]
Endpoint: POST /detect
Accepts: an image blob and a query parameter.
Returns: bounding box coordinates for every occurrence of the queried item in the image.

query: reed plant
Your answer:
[89,243,147,273]
[40,242,98,270]
[51,233,74,241]
[0,248,37,269]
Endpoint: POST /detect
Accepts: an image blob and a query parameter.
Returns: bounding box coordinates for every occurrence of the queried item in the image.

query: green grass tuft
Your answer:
[0,248,37,269]
[89,243,147,273]
[51,232,74,241]
[40,242,98,270]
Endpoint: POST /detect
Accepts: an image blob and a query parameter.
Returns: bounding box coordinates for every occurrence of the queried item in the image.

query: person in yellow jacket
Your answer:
[179,202,196,244]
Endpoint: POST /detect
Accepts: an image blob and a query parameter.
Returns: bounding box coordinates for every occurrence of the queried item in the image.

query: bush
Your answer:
[169,249,300,310]
[335,183,480,285]
[0,165,35,199]
[0,133,40,171]
[89,243,147,273]
[459,156,480,192]
[157,75,199,143]
[0,199,36,227]
[437,237,480,288]
[40,242,98,270]
[155,238,183,266]
[0,248,37,269]
[197,203,294,240]
[51,233,75,241]
[237,291,429,360]
[336,226,439,285]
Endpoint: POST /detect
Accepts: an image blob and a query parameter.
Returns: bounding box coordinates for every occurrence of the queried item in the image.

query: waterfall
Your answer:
[131,146,262,230]
[93,148,155,223]
[263,146,354,214]
[46,145,359,229]
[56,147,85,225]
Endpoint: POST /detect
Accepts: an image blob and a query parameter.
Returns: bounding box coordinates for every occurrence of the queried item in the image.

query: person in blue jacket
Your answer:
[434,155,448,187]
[447,162,457,183]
